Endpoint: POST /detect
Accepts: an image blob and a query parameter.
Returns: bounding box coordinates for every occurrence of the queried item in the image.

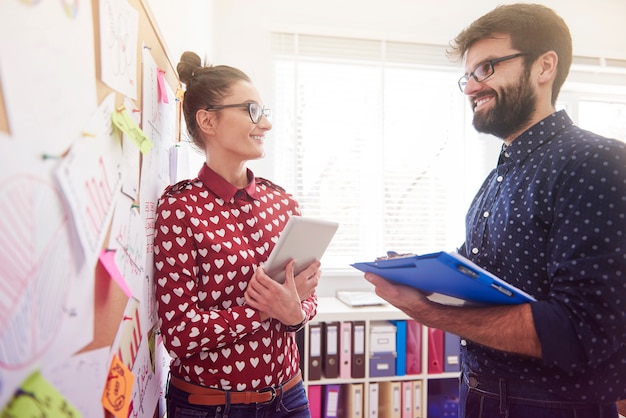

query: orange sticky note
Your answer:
[102,355,134,418]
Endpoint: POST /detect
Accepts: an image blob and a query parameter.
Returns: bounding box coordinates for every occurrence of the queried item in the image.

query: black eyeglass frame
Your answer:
[458,52,527,92]
[204,102,271,124]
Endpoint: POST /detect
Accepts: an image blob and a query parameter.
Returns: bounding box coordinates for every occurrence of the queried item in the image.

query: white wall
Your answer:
[149,0,626,65]
[145,0,215,71]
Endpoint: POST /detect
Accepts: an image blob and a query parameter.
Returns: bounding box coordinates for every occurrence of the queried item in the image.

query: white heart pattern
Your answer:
[153,175,304,389]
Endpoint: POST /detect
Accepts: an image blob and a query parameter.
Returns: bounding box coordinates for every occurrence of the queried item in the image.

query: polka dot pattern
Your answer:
[153,164,316,389]
[460,110,626,402]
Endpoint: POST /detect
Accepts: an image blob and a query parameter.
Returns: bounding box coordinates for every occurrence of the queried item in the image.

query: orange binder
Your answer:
[343,383,364,418]
[378,381,401,418]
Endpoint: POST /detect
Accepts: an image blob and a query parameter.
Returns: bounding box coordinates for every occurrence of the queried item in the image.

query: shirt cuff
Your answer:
[531,301,586,371]
[284,310,307,332]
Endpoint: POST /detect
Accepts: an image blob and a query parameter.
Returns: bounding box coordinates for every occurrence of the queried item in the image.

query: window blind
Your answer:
[270,33,469,271]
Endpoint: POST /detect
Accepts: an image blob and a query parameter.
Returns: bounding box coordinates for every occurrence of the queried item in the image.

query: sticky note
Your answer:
[102,354,134,418]
[1,371,80,417]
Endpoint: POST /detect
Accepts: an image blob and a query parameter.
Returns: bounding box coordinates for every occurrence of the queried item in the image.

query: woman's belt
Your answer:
[170,371,302,406]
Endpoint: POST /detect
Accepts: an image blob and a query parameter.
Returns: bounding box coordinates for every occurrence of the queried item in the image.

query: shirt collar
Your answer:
[197,164,260,201]
[498,109,573,166]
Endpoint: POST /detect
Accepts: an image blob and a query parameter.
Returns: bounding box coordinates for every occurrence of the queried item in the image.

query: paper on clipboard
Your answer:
[351,251,536,305]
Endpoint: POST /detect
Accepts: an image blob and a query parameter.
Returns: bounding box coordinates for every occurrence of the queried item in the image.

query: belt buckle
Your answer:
[258,386,277,403]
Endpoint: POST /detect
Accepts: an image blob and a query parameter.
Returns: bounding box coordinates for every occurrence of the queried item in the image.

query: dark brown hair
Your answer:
[447,3,572,105]
[177,51,251,148]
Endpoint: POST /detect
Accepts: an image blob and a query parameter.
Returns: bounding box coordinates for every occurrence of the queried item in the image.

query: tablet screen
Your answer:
[263,216,339,283]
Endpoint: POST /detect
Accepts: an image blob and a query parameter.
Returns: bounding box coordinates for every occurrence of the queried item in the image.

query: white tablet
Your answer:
[263,216,339,283]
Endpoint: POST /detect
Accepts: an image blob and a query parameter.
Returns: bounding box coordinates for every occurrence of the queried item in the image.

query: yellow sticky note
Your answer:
[101,354,134,418]
[111,107,153,154]
[1,371,81,418]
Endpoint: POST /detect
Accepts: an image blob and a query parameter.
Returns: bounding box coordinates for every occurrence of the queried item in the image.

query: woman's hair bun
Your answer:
[177,51,204,85]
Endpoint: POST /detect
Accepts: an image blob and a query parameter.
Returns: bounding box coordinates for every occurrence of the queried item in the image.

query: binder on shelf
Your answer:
[308,385,322,418]
[401,381,413,418]
[343,383,364,418]
[370,351,396,377]
[308,323,322,380]
[368,382,379,418]
[391,320,407,376]
[351,320,366,378]
[412,381,423,418]
[378,381,401,418]
[444,332,461,373]
[339,321,352,378]
[322,384,341,418]
[405,320,422,375]
[427,327,444,374]
[322,321,340,378]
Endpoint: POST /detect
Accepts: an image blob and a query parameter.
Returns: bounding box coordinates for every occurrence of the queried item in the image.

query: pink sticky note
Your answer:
[99,249,132,297]
[157,69,168,104]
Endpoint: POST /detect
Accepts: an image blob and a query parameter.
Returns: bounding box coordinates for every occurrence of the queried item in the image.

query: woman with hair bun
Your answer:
[154,51,319,417]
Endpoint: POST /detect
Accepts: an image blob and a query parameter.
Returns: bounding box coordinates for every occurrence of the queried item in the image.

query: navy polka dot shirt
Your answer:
[459,110,626,402]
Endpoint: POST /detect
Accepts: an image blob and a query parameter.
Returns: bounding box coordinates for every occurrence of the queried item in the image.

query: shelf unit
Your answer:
[301,296,460,416]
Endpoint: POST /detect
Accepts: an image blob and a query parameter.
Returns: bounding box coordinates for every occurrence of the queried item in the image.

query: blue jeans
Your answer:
[165,378,310,418]
[459,370,618,418]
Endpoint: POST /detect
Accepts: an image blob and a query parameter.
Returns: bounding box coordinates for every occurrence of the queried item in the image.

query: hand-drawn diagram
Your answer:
[0,176,77,369]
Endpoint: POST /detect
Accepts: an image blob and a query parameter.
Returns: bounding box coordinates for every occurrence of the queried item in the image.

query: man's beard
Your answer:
[472,72,536,139]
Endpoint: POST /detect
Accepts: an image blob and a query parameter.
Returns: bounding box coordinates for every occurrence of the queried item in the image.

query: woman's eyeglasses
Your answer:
[205,102,271,124]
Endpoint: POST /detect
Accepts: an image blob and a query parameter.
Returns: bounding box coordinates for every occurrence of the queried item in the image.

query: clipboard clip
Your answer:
[375,251,415,261]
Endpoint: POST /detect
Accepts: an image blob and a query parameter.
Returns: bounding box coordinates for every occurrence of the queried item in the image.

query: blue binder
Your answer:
[390,320,407,376]
[351,251,536,305]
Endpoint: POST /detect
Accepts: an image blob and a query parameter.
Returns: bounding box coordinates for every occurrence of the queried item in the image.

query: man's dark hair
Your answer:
[448,3,572,104]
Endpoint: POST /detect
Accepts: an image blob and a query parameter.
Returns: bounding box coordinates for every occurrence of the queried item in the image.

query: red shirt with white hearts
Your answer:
[154,164,317,390]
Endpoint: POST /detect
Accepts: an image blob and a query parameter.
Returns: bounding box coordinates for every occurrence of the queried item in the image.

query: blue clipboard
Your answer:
[351,251,536,305]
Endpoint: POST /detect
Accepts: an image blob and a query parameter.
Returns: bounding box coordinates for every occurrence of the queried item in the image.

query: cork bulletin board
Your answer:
[0,0,181,416]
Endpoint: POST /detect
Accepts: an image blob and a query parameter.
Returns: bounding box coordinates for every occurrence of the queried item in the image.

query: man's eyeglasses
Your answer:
[458,53,526,92]
[205,102,271,124]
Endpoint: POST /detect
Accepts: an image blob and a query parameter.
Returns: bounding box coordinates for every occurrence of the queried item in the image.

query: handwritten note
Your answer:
[102,355,134,418]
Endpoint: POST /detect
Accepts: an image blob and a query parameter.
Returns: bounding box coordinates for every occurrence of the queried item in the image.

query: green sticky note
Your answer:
[1,371,81,417]
[111,108,153,154]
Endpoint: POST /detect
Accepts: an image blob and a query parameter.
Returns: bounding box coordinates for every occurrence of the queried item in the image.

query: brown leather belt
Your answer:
[169,371,302,406]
